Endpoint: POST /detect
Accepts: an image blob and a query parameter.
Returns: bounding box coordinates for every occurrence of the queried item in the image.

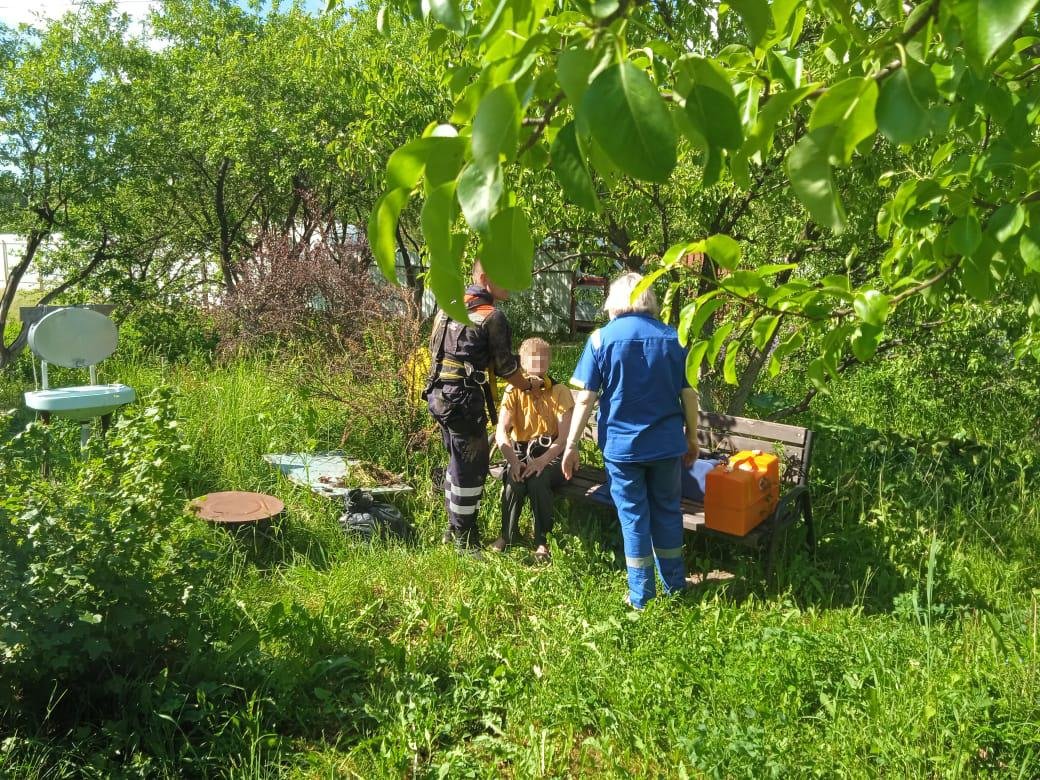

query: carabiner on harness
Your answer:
[463,362,489,387]
[512,434,556,463]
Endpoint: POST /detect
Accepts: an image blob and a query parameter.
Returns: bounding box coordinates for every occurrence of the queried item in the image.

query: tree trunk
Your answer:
[0,229,46,370]
[721,238,810,415]
[694,251,720,412]
[725,334,778,415]
[394,226,426,316]
[214,156,236,293]
[0,232,109,371]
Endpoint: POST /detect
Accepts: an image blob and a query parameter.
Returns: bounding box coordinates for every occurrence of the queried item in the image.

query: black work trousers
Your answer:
[428,383,490,546]
[500,458,564,546]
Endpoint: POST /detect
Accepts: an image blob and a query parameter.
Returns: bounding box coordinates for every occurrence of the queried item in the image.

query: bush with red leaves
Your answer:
[216,225,410,354]
[215,222,432,461]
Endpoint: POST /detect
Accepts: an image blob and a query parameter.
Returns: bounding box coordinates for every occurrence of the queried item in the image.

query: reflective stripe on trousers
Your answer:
[605,456,687,608]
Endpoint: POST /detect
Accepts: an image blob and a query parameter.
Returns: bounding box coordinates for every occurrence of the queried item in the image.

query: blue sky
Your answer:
[0,0,328,29]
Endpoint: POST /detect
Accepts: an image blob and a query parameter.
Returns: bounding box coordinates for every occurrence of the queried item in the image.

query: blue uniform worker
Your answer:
[563,273,700,608]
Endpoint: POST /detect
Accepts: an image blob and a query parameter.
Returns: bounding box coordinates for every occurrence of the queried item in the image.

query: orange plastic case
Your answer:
[704,450,780,536]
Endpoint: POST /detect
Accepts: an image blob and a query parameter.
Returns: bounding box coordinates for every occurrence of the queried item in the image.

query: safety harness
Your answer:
[425,290,500,424]
[508,374,560,462]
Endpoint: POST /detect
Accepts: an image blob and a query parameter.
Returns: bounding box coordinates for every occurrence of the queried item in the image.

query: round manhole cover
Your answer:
[191,491,284,524]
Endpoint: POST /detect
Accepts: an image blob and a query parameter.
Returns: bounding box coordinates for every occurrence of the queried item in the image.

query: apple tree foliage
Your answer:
[365,0,1040,395]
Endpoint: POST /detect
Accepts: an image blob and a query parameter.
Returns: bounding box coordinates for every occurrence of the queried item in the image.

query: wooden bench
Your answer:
[492,393,816,579]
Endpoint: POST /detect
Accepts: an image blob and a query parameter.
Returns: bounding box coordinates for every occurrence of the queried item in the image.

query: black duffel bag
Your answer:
[338,488,417,544]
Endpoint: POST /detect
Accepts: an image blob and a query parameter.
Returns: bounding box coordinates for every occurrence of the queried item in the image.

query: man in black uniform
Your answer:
[425,261,543,552]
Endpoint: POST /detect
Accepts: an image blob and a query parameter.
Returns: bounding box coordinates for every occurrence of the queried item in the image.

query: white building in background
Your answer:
[0,233,61,293]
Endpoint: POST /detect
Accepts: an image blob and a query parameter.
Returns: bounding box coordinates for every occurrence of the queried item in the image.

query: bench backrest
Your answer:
[695,412,814,487]
[571,389,814,488]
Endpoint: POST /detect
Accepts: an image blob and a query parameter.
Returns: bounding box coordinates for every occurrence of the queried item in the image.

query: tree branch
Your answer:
[807,0,940,100]
[518,92,564,155]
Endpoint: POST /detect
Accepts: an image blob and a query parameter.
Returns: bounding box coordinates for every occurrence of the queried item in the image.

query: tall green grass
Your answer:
[1,342,1038,777]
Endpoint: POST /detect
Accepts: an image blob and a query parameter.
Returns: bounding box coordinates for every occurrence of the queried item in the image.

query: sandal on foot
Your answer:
[489,537,508,553]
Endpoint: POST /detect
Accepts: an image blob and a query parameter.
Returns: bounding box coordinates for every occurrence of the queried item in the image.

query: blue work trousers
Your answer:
[604,457,687,608]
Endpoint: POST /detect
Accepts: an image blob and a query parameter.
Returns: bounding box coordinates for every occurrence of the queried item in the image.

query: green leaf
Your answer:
[850,323,881,362]
[852,290,890,326]
[429,0,466,33]
[477,0,511,47]
[684,85,743,150]
[723,343,740,385]
[688,296,725,343]
[386,139,432,191]
[427,27,449,51]
[702,147,723,186]
[786,127,846,232]
[677,55,734,96]
[949,214,982,256]
[751,314,779,350]
[757,263,798,276]
[876,59,936,145]
[424,136,467,186]
[807,357,828,391]
[580,61,677,183]
[684,341,709,388]
[962,250,993,301]
[478,206,534,290]
[522,140,549,171]
[472,82,520,169]
[743,85,814,157]
[767,50,802,90]
[678,57,743,151]
[557,47,599,107]
[662,239,706,268]
[456,161,503,234]
[421,182,461,304]
[774,329,804,360]
[769,0,801,42]
[730,147,752,189]
[550,122,600,212]
[705,234,741,270]
[427,236,470,323]
[708,322,735,363]
[632,268,669,306]
[809,76,878,165]
[721,270,765,297]
[678,301,696,347]
[727,0,770,45]
[954,0,1040,66]
[590,0,620,18]
[368,188,409,281]
[988,203,1026,244]
[1021,226,1040,273]
[877,0,903,20]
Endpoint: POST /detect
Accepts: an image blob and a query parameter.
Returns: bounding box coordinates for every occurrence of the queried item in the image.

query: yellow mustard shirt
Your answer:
[502,381,575,442]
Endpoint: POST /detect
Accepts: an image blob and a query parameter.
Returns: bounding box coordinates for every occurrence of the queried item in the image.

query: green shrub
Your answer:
[0,390,228,718]
[118,302,219,363]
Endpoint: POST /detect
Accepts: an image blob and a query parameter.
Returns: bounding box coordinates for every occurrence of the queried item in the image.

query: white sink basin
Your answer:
[25,384,135,421]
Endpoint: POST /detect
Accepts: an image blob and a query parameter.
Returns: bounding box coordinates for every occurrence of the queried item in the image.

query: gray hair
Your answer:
[604,272,659,319]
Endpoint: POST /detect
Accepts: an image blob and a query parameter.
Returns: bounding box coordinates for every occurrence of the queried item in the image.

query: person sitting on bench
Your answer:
[491,338,575,559]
